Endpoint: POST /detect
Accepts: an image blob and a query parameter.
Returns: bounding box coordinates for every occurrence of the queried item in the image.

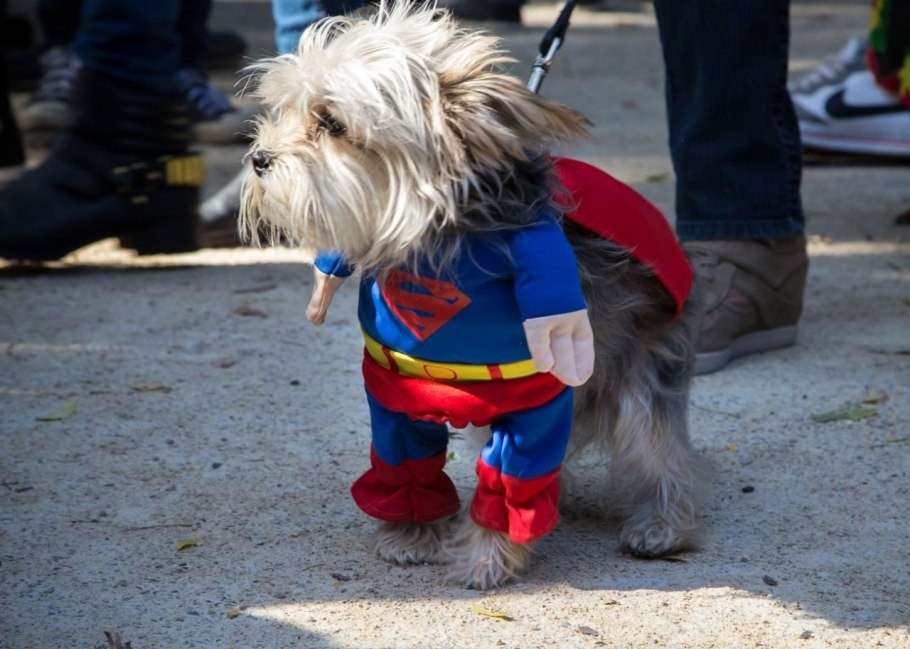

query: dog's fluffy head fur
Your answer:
[240,2,588,271]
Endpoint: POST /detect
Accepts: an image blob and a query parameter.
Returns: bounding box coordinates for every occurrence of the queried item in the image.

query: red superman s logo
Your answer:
[381,270,471,341]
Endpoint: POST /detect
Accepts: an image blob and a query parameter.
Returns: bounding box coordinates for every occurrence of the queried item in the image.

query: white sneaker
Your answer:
[793,70,910,157]
[790,36,868,96]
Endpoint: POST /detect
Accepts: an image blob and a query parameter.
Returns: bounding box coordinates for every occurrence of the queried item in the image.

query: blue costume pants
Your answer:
[351,389,573,543]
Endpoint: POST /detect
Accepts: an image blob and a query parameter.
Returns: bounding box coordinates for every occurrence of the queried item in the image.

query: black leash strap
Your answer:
[527,0,578,94]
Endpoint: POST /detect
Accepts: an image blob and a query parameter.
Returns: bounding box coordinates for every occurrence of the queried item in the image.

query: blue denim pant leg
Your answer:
[178,0,212,69]
[272,0,368,55]
[653,0,804,241]
[75,0,180,90]
[37,0,84,48]
[272,0,325,55]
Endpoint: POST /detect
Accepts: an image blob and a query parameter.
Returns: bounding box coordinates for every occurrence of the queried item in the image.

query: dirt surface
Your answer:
[2,2,909,648]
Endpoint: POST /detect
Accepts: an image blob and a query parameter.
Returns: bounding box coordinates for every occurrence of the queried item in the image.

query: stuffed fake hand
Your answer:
[522,309,595,387]
[306,267,346,325]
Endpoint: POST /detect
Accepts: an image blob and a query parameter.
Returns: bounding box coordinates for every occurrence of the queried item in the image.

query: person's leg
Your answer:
[178,0,210,69]
[0,0,26,180]
[0,0,202,260]
[37,0,83,48]
[653,0,808,375]
[75,1,181,91]
[272,0,326,55]
[20,0,84,132]
[351,395,460,525]
[654,0,803,241]
[437,0,524,23]
[0,68,25,179]
[176,0,257,145]
[792,0,910,157]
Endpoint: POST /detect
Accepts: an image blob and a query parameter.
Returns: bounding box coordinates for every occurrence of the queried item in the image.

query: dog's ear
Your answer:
[438,68,590,164]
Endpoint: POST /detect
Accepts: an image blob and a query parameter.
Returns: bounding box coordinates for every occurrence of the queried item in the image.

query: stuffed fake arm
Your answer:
[307,251,354,325]
[511,218,595,387]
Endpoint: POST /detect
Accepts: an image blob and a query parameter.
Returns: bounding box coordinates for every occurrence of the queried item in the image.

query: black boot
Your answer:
[438,0,523,23]
[0,72,203,261]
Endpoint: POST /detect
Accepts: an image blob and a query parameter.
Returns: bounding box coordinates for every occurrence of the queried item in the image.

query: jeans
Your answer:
[272,0,324,55]
[38,0,83,47]
[653,0,803,240]
[44,0,208,84]
[494,0,805,240]
[177,0,211,68]
[1,1,25,167]
[71,1,180,90]
[272,0,366,55]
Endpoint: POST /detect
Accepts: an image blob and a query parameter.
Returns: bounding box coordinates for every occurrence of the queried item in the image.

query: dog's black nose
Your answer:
[251,151,272,176]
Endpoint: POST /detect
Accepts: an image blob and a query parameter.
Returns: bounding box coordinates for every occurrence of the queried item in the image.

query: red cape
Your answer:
[554,157,693,315]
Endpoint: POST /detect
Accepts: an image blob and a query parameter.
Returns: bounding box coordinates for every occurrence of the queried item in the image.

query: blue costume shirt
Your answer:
[314,214,586,365]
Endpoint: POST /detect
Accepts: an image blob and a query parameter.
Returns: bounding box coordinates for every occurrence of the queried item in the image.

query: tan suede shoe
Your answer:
[683,236,808,375]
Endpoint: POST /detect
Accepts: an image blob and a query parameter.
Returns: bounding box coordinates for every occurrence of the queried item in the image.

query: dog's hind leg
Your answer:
[607,343,705,558]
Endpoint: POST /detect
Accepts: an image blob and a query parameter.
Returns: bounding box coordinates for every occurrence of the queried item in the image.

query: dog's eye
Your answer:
[318,113,346,137]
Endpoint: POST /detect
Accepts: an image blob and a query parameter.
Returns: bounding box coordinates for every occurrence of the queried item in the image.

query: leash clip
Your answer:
[527,0,578,94]
[528,37,563,94]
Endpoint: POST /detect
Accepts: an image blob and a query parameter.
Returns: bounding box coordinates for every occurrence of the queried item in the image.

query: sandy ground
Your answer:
[2,2,909,648]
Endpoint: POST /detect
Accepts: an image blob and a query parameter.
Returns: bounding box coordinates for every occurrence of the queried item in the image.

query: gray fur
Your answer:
[568,221,706,557]
[455,160,706,559]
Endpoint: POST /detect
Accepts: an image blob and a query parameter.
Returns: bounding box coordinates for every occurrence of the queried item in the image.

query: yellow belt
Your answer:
[363,331,538,382]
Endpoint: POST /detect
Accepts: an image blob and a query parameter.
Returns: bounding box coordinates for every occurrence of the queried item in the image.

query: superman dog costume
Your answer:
[315,158,693,544]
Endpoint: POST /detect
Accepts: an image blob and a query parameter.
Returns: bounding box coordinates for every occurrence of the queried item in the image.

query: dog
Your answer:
[240,2,705,590]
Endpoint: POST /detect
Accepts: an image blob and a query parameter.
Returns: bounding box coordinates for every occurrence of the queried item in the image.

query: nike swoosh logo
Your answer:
[825,89,909,119]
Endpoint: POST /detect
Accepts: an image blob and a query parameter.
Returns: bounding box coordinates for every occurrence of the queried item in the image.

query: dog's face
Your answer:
[241,3,586,270]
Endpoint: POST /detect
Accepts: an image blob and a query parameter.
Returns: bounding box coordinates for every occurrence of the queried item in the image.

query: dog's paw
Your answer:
[373,521,448,566]
[446,552,518,590]
[620,517,686,558]
[443,519,531,590]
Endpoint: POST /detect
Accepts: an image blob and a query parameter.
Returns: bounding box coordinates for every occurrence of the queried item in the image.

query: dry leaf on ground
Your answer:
[233,305,268,318]
[129,384,172,394]
[471,604,514,621]
[811,405,877,423]
[862,387,889,405]
[36,400,77,422]
[176,538,199,551]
